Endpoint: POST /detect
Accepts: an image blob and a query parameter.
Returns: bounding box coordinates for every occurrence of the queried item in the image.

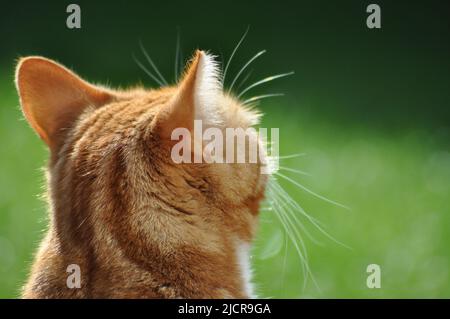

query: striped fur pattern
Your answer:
[16,51,267,298]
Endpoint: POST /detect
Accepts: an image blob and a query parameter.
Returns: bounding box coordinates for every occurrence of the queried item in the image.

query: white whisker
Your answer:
[174,28,181,82]
[270,182,324,246]
[276,153,307,159]
[229,50,266,92]
[271,181,324,228]
[269,189,308,277]
[272,180,351,249]
[279,166,311,176]
[243,93,284,105]
[236,69,254,90]
[276,172,350,210]
[223,26,250,85]
[139,40,168,86]
[268,184,321,290]
[132,54,164,87]
[238,71,294,99]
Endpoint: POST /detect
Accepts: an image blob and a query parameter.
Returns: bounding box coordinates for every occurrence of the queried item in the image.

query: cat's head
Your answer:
[15,51,267,252]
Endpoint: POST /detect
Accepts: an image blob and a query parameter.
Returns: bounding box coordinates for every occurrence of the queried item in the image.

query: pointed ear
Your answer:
[15,56,114,149]
[156,50,222,138]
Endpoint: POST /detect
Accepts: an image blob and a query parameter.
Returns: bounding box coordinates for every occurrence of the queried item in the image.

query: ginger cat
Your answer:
[16,51,267,298]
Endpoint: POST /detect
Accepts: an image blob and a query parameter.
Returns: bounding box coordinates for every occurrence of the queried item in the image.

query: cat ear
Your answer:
[156,50,222,138]
[15,56,114,149]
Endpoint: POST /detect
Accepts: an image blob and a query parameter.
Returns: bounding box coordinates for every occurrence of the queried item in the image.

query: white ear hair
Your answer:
[194,52,223,126]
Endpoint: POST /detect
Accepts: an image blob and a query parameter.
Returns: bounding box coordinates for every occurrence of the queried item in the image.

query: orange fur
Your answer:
[16,51,267,298]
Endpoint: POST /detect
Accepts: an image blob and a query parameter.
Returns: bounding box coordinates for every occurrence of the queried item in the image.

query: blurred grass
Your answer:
[0,73,48,298]
[253,108,450,298]
[1,69,449,298]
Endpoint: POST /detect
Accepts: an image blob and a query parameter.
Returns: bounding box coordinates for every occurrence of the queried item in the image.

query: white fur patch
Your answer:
[236,241,254,298]
[194,52,223,126]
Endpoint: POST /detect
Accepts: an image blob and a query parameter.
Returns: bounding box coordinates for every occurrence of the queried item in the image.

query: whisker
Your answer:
[268,189,308,277]
[174,28,181,82]
[270,183,324,246]
[279,166,311,176]
[238,71,294,99]
[139,40,168,86]
[242,101,260,109]
[276,153,307,160]
[229,50,266,92]
[223,26,250,85]
[243,93,284,105]
[272,181,351,249]
[268,185,321,290]
[278,197,321,290]
[275,172,350,210]
[268,185,308,248]
[132,54,164,87]
[236,69,254,90]
[271,181,325,229]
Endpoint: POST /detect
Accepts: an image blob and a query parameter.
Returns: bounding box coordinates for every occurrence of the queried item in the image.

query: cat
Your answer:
[15,50,268,298]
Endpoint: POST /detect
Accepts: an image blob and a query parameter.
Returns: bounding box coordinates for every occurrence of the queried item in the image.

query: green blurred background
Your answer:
[1,0,449,298]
